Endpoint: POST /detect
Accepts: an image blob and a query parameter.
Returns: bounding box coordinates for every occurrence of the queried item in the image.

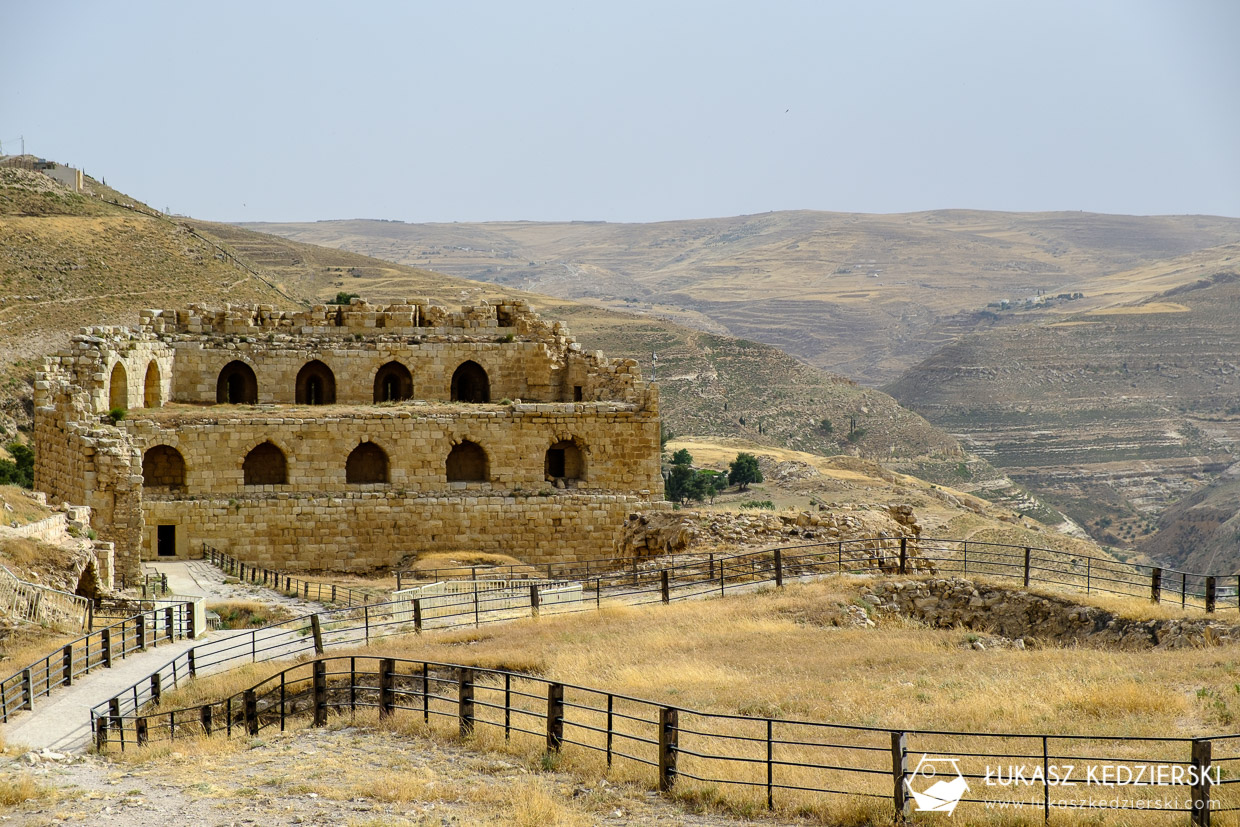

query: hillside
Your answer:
[1136,462,1240,573]
[0,167,966,470]
[241,210,1240,385]
[886,265,1240,554]
[0,166,292,433]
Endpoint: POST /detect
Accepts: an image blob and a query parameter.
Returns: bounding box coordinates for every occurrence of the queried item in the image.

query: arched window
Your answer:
[142,445,186,489]
[296,360,336,405]
[346,441,389,484]
[450,360,490,403]
[545,439,585,481]
[217,361,258,404]
[143,360,162,408]
[243,441,287,486]
[373,361,413,403]
[108,362,128,411]
[446,440,488,482]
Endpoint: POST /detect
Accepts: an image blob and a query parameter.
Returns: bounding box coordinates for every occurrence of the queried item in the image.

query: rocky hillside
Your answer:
[182,219,960,461]
[1137,462,1240,573]
[886,265,1240,551]
[241,211,1240,385]
[0,166,963,466]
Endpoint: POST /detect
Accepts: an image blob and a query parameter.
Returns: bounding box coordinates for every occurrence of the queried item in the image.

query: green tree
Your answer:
[671,448,693,467]
[331,292,360,305]
[728,452,763,491]
[0,442,34,488]
[664,463,695,503]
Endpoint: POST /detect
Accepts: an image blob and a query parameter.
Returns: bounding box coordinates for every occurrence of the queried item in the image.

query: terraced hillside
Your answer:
[886,267,1240,550]
[184,220,961,461]
[1138,463,1240,573]
[242,210,1240,385]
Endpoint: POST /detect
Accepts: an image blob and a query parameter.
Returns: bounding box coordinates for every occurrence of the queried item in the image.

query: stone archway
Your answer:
[450,361,490,403]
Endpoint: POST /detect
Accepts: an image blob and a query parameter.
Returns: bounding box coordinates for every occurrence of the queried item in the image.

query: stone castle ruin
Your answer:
[33,300,663,580]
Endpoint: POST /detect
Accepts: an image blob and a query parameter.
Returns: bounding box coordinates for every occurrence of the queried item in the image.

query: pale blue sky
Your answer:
[4,1,1238,222]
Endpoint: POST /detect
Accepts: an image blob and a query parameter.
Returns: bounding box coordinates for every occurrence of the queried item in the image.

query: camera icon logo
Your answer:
[906,755,969,815]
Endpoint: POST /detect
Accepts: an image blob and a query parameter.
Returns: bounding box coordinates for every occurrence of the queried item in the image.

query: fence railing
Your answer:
[0,564,91,632]
[0,601,195,723]
[96,653,1237,825]
[205,546,373,607]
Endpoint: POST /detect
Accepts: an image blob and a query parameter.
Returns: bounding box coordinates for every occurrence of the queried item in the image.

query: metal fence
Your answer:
[98,654,1236,825]
[0,601,195,723]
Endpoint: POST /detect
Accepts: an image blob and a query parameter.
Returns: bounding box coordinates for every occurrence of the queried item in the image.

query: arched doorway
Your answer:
[450,360,490,403]
[217,361,258,404]
[346,441,389,484]
[143,361,162,408]
[108,362,128,411]
[373,361,413,402]
[296,360,336,405]
[446,440,488,482]
[243,441,287,485]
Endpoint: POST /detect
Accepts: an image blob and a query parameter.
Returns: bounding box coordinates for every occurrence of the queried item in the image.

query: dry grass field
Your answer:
[115,579,1240,821]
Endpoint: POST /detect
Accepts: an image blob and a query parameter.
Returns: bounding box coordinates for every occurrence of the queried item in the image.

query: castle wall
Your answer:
[35,300,663,578]
[142,492,644,570]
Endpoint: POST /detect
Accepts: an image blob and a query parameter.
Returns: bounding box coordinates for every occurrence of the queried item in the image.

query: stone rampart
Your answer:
[34,300,663,578]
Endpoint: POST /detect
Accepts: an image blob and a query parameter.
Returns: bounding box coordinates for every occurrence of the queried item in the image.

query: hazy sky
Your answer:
[4,1,1239,222]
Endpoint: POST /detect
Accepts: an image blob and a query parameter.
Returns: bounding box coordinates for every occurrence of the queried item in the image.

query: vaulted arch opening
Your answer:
[450,360,490,403]
[296,360,336,405]
[243,441,287,486]
[217,361,258,404]
[446,440,488,482]
[373,361,413,403]
[143,360,162,408]
[108,362,128,411]
[545,439,585,481]
[142,445,186,490]
[346,441,389,484]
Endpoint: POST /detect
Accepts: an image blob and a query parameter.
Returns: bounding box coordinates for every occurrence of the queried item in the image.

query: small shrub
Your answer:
[739,499,775,510]
[107,407,126,424]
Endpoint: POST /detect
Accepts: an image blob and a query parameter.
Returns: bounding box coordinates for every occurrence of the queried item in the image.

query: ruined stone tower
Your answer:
[34,300,663,580]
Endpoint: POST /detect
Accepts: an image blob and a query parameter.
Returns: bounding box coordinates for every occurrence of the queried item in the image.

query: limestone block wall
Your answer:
[143,492,646,570]
[168,340,562,405]
[124,404,661,496]
[36,300,662,577]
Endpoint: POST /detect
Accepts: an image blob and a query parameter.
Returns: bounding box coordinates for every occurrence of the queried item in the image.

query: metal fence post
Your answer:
[313,660,328,727]
[898,538,907,575]
[1023,547,1032,588]
[414,598,423,633]
[379,658,395,719]
[311,614,325,655]
[775,548,784,587]
[150,672,161,705]
[547,682,564,752]
[187,649,196,678]
[1152,567,1162,603]
[1206,577,1217,613]
[244,688,259,735]
[458,667,475,736]
[658,707,678,791]
[62,644,73,687]
[530,584,541,618]
[135,716,148,746]
[20,669,32,711]
[164,607,174,641]
[137,613,146,651]
[201,704,213,737]
[1192,738,1213,826]
[892,731,910,824]
[660,570,670,604]
[95,713,108,750]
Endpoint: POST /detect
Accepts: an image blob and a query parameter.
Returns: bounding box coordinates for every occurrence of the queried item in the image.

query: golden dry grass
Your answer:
[0,772,53,806]
[116,577,1240,824]
[205,600,297,630]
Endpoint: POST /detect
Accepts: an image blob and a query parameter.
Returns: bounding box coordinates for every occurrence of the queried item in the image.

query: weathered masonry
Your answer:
[34,300,663,580]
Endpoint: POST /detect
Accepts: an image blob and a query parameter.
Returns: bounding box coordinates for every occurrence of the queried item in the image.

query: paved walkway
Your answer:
[0,560,327,753]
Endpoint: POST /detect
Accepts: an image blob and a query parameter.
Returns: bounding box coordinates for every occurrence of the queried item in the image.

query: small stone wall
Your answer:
[869,577,1240,649]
